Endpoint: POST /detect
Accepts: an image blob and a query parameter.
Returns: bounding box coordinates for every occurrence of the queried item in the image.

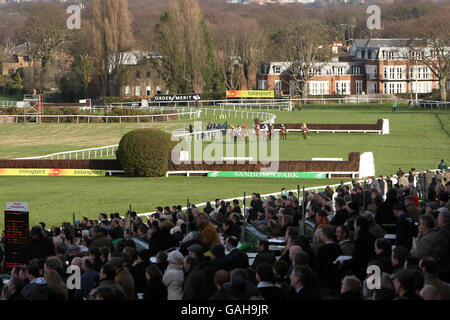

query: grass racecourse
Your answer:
[0,102,449,229]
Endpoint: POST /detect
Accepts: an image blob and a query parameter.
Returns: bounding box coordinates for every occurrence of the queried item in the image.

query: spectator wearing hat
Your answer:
[26,226,55,263]
[364,213,386,239]
[163,251,185,300]
[226,236,249,270]
[405,196,421,223]
[412,215,437,259]
[393,203,418,251]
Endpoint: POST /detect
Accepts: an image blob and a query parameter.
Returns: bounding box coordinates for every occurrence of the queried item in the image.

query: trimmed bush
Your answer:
[116,128,174,177]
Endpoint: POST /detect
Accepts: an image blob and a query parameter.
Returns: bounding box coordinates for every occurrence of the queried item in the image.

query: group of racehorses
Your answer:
[255,121,310,141]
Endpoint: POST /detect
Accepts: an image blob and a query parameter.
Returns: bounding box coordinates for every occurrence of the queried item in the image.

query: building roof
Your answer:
[352,39,427,49]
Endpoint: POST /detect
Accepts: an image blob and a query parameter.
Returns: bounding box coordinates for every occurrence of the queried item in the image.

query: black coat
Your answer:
[317,243,342,290]
[130,261,150,294]
[330,208,351,226]
[258,285,285,301]
[227,248,249,270]
[21,282,49,300]
[396,213,418,250]
[430,226,450,276]
[148,229,179,256]
[288,287,316,300]
[143,279,168,301]
[353,230,376,280]
[26,236,55,263]
[210,287,231,300]
[376,198,398,225]
[252,250,276,269]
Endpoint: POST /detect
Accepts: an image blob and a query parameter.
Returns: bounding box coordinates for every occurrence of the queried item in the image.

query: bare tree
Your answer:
[408,14,450,101]
[284,20,334,98]
[91,0,134,97]
[236,21,266,90]
[21,3,76,90]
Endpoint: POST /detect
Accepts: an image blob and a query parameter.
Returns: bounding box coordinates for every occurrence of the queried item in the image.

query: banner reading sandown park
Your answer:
[226,90,275,98]
[0,168,107,177]
[207,171,327,179]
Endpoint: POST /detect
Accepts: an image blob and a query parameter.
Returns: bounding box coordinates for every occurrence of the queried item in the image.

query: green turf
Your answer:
[186,103,450,175]
[0,176,341,229]
[0,93,20,101]
[0,102,449,228]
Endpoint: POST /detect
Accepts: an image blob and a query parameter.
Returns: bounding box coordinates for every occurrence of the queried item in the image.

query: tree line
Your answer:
[0,0,448,101]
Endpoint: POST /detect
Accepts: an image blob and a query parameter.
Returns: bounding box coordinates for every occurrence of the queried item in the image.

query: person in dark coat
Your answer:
[288,265,317,300]
[26,226,55,263]
[393,203,418,251]
[252,239,276,269]
[256,263,285,300]
[89,226,112,250]
[353,216,376,281]
[338,275,364,300]
[374,238,394,274]
[394,269,423,300]
[21,263,49,300]
[148,222,179,256]
[129,249,151,295]
[210,270,231,300]
[226,236,249,270]
[75,258,99,300]
[430,210,450,282]
[330,198,350,226]
[316,227,343,297]
[6,277,26,300]
[222,220,240,242]
[375,190,399,225]
[248,193,264,223]
[203,244,232,297]
[143,264,168,300]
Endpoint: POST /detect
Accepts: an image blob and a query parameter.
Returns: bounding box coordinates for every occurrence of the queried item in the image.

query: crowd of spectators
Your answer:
[0,167,449,300]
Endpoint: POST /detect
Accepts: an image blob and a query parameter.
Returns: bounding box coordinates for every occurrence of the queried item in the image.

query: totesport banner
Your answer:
[0,168,107,176]
[226,90,275,98]
[207,171,327,179]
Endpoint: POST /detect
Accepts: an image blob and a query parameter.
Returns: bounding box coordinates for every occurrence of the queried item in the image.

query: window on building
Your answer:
[146,86,151,96]
[275,80,282,94]
[258,79,268,90]
[352,66,361,75]
[308,81,329,95]
[273,66,281,74]
[146,71,151,78]
[335,81,350,95]
[136,71,141,78]
[156,86,162,95]
[135,86,141,96]
[356,80,363,95]
[124,86,131,97]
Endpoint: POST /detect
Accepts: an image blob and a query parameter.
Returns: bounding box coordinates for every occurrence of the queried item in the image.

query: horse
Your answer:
[280,127,287,140]
[301,125,310,140]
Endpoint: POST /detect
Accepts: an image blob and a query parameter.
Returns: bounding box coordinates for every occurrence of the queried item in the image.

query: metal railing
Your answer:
[0,110,202,124]
[14,145,119,160]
